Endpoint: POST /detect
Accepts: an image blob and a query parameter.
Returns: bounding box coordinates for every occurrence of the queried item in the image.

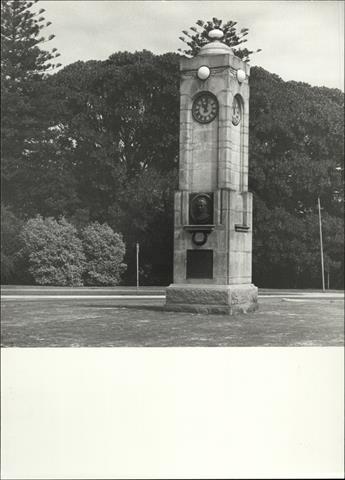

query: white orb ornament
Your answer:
[208,28,224,40]
[197,65,210,81]
[237,69,246,83]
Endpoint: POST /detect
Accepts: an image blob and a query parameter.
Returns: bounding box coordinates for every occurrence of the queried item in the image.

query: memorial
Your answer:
[166,28,258,314]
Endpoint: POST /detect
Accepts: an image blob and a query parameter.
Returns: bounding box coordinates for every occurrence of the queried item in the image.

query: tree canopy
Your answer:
[249,67,344,287]
[1,0,61,82]
[1,4,343,289]
[1,0,61,215]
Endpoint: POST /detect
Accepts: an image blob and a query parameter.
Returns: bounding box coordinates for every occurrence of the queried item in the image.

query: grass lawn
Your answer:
[1,294,344,347]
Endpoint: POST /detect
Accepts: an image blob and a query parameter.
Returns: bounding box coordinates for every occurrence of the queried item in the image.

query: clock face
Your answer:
[232,96,242,126]
[192,93,218,124]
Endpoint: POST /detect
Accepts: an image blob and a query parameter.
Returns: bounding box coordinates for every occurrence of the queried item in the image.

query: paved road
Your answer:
[1,286,343,348]
[2,285,343,299]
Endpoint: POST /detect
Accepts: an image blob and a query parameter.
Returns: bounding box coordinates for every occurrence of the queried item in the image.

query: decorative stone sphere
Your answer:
[197,65,210,80]
[237,69,246,83]
[208,28,224,40]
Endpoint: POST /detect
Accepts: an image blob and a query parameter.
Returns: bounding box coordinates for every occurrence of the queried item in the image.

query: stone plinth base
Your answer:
[165,283,258,315]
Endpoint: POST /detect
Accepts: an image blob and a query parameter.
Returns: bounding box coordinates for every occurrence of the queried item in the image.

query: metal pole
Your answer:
[317,197,325,292]
[136,242,139,290]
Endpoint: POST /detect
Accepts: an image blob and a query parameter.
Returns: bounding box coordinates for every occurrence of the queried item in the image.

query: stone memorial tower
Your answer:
[165,28,258,314]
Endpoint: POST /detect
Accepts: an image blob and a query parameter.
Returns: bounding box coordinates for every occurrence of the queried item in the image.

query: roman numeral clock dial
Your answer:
[192,92,218,124]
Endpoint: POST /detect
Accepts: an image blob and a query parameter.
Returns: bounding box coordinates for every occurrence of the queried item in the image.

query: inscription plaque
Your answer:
[186,250,213,279]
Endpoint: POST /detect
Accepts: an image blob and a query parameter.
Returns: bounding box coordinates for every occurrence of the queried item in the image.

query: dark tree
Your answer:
[0,205,26,284]
[1,0,61,81]
[1,41,343,288]
[1,0,61,214]
[45,51,180,284]
[249,67,344,288]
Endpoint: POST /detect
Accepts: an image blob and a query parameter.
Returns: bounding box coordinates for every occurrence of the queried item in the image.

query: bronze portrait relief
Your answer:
[190,193,213,224]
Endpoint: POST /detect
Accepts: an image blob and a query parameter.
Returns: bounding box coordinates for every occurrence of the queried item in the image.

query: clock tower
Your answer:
[165,29,258,314]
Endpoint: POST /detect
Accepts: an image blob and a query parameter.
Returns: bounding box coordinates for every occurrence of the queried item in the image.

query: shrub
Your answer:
[20,215,85,286]
[80,222,127,286]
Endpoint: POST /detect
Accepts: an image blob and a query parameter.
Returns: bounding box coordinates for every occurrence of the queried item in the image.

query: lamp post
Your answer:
[136,242,139,290]
[317,197,325,292]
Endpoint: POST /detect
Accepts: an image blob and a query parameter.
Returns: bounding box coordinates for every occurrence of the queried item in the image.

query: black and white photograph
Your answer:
[1,0,344,478]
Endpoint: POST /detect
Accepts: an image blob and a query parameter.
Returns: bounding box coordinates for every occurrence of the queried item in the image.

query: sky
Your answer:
[39,0,344,90]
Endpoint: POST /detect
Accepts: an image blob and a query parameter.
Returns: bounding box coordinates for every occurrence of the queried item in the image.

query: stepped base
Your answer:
[165,283,258,315]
